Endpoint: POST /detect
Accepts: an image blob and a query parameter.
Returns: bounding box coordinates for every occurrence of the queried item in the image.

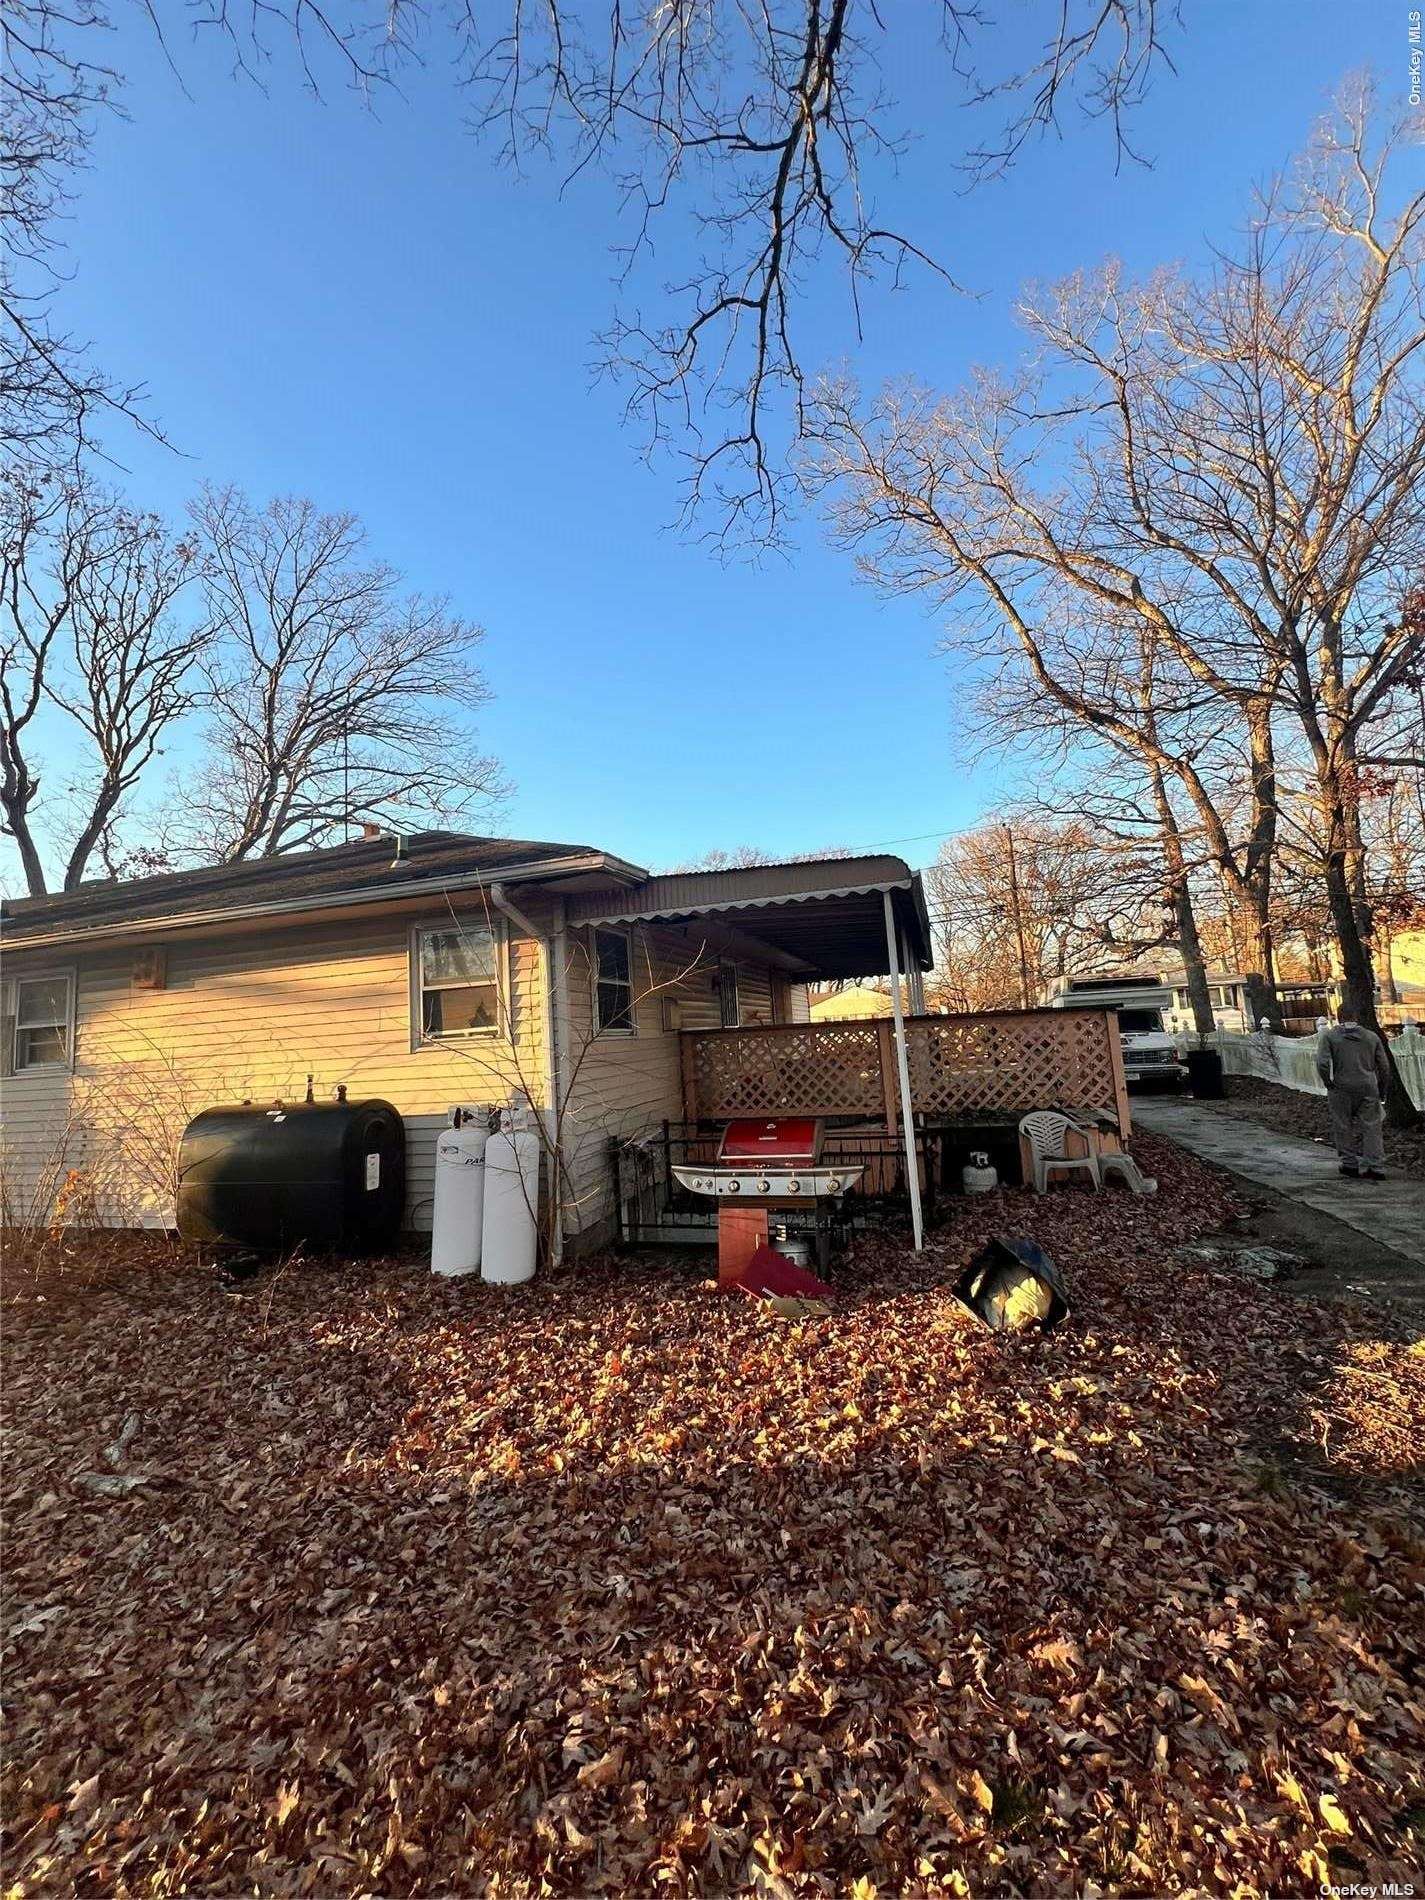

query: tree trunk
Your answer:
[1175,884,1215,1039]
[2,803,48,895]
[1237,919,1281,1029]
[1148,764,1214,1038]
[1239,700,1283,1031]
[1378,920,1400,1004]
[1319,787,1420,1128]
[61,782,123,892]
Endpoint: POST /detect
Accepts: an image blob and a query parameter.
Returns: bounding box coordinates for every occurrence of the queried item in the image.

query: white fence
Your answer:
[1176,1027,1425,1110]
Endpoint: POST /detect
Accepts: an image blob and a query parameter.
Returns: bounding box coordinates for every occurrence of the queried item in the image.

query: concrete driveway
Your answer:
[1132,1094,1425,1270]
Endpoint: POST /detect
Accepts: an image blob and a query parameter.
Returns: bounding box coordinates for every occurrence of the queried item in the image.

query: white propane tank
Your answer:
[431,1109,488,1278]
[962,1149,999,1195]
[480,1109,540,1286]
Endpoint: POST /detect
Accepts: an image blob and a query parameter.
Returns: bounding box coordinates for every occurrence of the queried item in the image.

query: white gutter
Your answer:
[883,890,924,1251]
[490,881,564,1266]
[2,852,620,954]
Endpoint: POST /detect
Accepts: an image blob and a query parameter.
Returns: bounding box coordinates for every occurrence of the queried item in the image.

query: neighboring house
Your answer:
[809,984,893,1022]
[0,831,932,1252]
[1385,927,1425,1009]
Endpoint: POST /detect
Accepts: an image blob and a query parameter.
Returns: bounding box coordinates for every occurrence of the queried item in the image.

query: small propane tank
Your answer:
[961,1149,998,1195]
[431,1107,489,1278]
[481,1107,540,1286]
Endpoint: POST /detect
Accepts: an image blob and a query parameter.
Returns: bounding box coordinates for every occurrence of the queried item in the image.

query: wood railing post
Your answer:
[1105,1009,1132,1137]
[875,1018,898,1135]
[679,1032,700,1126]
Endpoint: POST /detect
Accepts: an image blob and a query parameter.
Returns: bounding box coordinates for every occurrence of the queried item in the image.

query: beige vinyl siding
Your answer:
[0,1036,84,1226]
[2,902,790,1251]
[555,924,781,1242]
[1,915,547,1231]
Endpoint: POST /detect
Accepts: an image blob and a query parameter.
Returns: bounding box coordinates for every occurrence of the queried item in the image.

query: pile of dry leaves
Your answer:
[4,1135,1423,1896]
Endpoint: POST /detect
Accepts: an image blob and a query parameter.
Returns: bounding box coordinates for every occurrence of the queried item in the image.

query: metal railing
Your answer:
[607,1120,944,1249]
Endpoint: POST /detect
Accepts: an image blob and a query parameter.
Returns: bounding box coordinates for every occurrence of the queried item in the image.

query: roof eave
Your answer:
[1,851,629,953]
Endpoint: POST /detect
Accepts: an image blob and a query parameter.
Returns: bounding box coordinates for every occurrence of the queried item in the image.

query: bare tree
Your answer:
[49,503,212,889]
[813,84,1424,1121]
[1,0,161,470]
[11,0,1177,524]
[1,473,84,894]
[928,817,1149,1014]
[1,471,208,894]
[179,486,503,861]
[809,381,1292,1025]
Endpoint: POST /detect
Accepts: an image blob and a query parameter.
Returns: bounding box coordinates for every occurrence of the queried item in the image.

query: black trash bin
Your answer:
[1185,1048,1225,1099]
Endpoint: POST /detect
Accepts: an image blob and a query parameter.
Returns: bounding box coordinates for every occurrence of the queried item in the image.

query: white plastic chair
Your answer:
[1019,1111,1102,1194]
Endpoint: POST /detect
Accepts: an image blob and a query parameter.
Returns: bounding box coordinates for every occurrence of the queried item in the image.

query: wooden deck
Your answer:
[679,1007,1131,1135]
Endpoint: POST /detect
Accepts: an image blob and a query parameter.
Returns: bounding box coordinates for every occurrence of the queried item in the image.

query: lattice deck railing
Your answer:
[680,1009,1130,1133]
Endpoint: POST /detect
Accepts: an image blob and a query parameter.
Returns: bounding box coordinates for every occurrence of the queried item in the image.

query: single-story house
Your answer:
[0,831,934,1254]
[809,983,893,1022]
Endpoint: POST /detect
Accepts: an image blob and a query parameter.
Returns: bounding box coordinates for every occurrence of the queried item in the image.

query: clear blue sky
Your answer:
[46,0,1409,874]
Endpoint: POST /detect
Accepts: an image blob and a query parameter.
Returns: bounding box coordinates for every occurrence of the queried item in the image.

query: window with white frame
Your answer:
[593,928,635,1034]
[415,925,501,1039]
[718,960,741,1028]
[12,973,74,1070]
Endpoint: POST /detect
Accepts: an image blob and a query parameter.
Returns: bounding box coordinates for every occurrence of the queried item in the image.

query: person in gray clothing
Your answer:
[1315,1005,1391,1179]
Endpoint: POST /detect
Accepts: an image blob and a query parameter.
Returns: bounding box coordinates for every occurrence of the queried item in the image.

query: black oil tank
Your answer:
[176,1098,406,1252]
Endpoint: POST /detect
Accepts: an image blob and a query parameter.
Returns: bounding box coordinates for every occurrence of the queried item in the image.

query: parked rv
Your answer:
[1046,975,1186,1087]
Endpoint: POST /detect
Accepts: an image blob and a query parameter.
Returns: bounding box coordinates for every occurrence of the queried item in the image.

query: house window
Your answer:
[718,961,741,1028]
[594,928,635,1034]
[416,926,501,1039]
[13,973,74,1070]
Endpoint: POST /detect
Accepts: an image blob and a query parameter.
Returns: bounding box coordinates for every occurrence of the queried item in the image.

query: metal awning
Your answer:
[563,855,933,982]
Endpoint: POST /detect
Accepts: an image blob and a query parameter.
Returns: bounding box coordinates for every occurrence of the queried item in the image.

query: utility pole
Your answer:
[1003,824,1032,1010]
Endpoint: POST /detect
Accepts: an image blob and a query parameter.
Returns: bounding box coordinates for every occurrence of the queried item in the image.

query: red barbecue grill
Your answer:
[673,1119,866,1284]
[672,1117,861,1201]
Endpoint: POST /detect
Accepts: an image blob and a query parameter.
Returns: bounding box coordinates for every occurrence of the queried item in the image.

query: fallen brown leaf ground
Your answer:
[4,1134,1423,1897]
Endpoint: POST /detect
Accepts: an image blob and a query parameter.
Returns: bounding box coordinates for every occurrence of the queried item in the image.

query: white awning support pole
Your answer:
[883,891,924,1251]
[900,923,925,1016]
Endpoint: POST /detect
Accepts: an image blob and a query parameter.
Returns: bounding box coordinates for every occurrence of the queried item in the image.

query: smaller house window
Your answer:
[718,961,741,1028]
[417,926,501,1038]
[594,929,635,1034]
[13,974,73,1070]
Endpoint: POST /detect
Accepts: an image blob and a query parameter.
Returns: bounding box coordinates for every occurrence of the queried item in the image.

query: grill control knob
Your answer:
[756,1178,770,1194]
[786,1178,801,1193]
[726,1177,741,1192]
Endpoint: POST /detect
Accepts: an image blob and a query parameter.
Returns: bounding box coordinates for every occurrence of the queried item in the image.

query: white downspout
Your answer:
[883,891,924,1251]
[490,882,564,1265]
[550,899,572,1259]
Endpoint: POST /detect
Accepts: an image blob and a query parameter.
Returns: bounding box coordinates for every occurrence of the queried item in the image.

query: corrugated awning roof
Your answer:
[565,856,934,980]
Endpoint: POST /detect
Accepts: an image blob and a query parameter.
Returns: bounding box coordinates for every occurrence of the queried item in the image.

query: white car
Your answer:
[1115,1007,1187,1085]
[1046,978,1187,1087]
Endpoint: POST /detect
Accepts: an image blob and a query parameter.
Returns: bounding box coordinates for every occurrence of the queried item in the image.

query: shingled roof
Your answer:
[2,832,614,946]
